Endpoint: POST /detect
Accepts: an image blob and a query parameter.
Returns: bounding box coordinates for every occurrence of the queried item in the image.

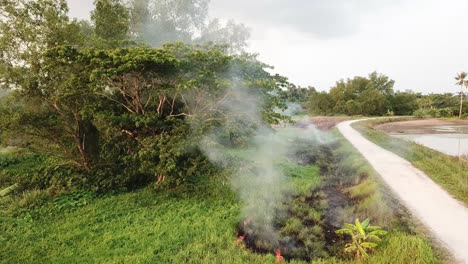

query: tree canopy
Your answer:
[0,0,287,192]
[308,72,396,116]
[306,71,463,117]
[125,0,250,52]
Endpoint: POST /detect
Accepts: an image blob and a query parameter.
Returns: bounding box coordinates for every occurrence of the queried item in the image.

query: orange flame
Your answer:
[275,248,284,263]
[235,234,245,246]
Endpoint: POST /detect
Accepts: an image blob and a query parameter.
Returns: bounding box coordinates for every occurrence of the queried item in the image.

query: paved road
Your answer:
[337,119,468,263]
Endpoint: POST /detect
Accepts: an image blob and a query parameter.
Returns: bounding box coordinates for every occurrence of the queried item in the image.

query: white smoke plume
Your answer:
[197,81,331,241]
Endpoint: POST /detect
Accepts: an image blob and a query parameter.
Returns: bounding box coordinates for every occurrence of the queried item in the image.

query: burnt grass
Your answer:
[236,138,398,261]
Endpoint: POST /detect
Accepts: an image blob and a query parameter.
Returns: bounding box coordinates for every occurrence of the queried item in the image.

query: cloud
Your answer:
[210,0,402,38]
[67,0,93,20]
[67,0,401,38]
[66,0,468,93]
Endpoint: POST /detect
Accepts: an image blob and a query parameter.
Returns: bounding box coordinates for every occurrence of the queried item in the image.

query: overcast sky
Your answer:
[67,0,468,94]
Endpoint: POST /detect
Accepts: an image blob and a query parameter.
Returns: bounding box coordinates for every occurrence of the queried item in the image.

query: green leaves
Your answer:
[355,218,365,236]
[335,218,387,259]
[0,0,288,192]
[91,0,130,43]
[0,184,18,197]
[308,72,395,116]
[361,242,378,248]
[335,228,353,236]
[361,218,370,228]
[455,71,467,86]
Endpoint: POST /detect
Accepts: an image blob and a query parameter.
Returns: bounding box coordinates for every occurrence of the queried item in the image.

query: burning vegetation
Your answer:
[230,126,405,262]
[236,189,332,261]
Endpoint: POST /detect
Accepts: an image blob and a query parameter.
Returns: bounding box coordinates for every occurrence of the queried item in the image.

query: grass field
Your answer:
[353,118,468,204]
[0,129,440,263]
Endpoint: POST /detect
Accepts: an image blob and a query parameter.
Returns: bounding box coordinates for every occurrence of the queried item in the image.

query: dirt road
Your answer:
[337,119,468,263]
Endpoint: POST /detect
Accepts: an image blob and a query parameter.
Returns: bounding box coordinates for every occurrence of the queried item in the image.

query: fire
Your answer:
[235,234,245,246]
[236,229,247,246]
[275,248,284,263]
[236,217,253,247]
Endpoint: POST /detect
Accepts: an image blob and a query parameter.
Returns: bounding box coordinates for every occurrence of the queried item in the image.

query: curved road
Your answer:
[337,119,468,263]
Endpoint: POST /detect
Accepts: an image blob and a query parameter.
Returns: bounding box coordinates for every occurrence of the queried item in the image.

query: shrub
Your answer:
[336,218,387,259]
[413,107,454,118]
[413,108,433,118]
[436,107,454,117]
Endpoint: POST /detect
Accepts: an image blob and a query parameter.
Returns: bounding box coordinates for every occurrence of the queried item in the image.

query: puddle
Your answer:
[392,134,468,156]
[432,125,468,133]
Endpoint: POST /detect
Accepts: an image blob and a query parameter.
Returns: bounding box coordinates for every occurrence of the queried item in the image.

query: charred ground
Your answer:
[235,127,415,262]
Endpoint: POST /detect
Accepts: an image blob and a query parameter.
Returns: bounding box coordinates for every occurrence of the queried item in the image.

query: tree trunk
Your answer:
[459,87,464,119]
[75,130,91,171]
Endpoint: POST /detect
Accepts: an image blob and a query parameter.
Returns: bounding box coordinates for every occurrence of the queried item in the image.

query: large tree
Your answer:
[125,0,249,53]
[307,92,334,115]
[1,42,289,190]
[389,91,419,116]
[0,0,287,192]
[0,0,84,88]
[0,0,94,170]
[323,72,395,116]
[91,0,130,43]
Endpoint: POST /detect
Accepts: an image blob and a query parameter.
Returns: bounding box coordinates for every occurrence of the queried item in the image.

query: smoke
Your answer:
[280,102,303,117]
[196,78,330,242]
[201,128,289,237]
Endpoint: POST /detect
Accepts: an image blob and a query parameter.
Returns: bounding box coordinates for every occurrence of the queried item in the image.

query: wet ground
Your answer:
[375,119,468,157]
[375,118,468,134]
[392,134,468,156]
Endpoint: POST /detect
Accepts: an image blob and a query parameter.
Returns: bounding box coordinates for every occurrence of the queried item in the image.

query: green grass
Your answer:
[353,118,468,204]
[364,232,438,264]
[0,135,441,263]
[281,163,321,195]
[1,175,279,264]
[327,130,400,228]
[329,129,441,263]
[0,151,46,187]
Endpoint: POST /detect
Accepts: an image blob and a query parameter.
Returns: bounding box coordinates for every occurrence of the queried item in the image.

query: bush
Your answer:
[413,107,454,118]
[413,109,435,118]
[436,107,454,117]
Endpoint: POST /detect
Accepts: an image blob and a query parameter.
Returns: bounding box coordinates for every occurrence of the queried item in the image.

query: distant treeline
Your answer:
[282,72,464,117]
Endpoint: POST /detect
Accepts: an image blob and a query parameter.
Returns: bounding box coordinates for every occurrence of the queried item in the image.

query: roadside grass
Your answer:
[328,130,398,228]
[353,118,468,204]
[1,162,323,263]
[1,174,280,264]
[0,132,440,263]
[364,232,438,264]
[331,129,441,264]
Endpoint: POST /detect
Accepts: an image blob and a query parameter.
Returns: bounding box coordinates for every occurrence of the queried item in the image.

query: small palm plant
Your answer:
[335,218,387,259]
